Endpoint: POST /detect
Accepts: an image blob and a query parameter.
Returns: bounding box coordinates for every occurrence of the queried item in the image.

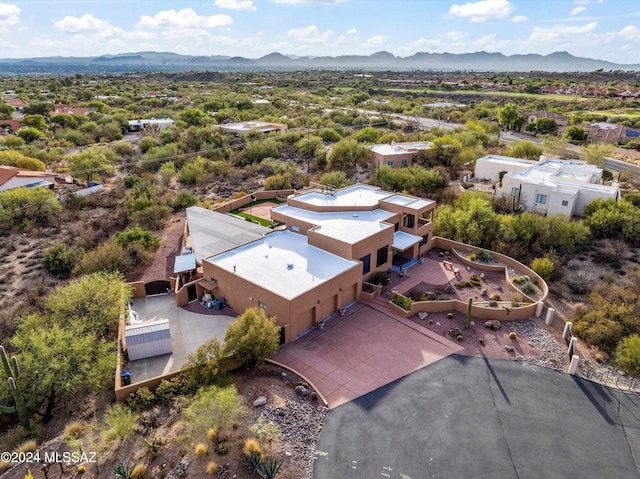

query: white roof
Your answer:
[477,154,538,168]
[208,230,358,300]
[273,204,395,244]
[393,231,422,250]
[293,184,391,208]
[221,121,286,133]
[382,194,434,210]
[368,142,432,156]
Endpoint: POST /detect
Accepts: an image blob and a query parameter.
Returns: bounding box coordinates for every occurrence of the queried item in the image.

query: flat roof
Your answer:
[382,194,435,210]
[173,253,196,274]
[368,142,432,156]
[186,206,270,262]
[208,230,359,300]
[393,231,422,250]
[293,184,391,208]
[272,204,395,244]
[477,155,538,167]
[220,121,286,133]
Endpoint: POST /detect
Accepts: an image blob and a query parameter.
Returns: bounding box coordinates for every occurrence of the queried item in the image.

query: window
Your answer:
[403,214,415,229]
[376,245,388,267]
[360,254,371,275]
[387,160,394,167]
[290,225,299,232]
[535,194,547,204]
[511,187,519,196]
[258,301,267,310]
[394,222,399,232]
[420,234,429,246]
[401,159,408,167]
[562,200,568,206]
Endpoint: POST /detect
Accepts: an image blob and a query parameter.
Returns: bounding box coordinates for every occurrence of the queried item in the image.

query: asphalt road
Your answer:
[314,355,640,479]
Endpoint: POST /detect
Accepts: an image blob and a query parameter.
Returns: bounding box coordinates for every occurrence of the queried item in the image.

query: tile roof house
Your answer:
[0,165,57,191]
[583,123,640,145]
[52,104,94,116]
[0,119,22,135]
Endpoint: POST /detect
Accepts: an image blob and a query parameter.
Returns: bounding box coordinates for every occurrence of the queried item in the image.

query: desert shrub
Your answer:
[224,307,280,368]
[63,421,86,442]
[531,257,554,281]
[130,204,173,231]
[521,282,535,295]
[456,335,464,341]
[407,288,430,301]
[472,249,492,263]
[207,429,218,442]
[243,438,263,456]
[510,292,525,306]
[561,271,594,295]
[182,337,227,391]
[155,376,185,404]
[127,387,155,411]
[131,464,145,478]
[372,271,390,286]
[101,404,138,444]
[195,443,209,456]
[469,274,481,286]
[142,433,168,459]
[174,190,198,209]
[43,243,80,277]
[490,293,501,301]
[15,439,37,454]
[256,456,281,479]
[242,451,262,472]
[178,157,206,185]
[392,294,412,311]
[216,442,229,455]
[206,462,219,475]
[447,312,454,319]
[615,335,640,372]
[488,300,498,307]
[72,241,131,276]
[114,226,160,251]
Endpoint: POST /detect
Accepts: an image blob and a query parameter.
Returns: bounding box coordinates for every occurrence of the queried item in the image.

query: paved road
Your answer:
[314,355,640,479]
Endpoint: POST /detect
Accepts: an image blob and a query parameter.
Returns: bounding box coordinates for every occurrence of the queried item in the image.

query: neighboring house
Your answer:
[52,104,94,115]
[127,118,175,132]
[0,165,57,191]
[0,119,22,135]
[218,121,288,135]
[4,99,25,111]
[475,155,620,216]
[524,111,569,128]
[185,185,435,343]
[583,123,640,145]
[367,141,433,169]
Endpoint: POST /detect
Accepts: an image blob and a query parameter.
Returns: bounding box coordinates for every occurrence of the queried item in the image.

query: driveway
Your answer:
[270,302,462,408]
[314,355,640,479]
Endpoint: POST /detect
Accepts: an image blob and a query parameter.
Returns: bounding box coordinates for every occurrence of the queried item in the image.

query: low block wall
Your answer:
[211,189,294,214]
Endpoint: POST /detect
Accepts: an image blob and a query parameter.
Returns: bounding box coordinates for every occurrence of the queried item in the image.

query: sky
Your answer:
[0,0,639,64]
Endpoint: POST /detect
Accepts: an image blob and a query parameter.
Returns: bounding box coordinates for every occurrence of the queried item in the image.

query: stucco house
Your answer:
[524,111,569,128]
[474,154,620,216]
[583,123,640,145]
[218,121,288,136]
[367,141,433,169]
[0,165,57,191]
[183,185,435,343]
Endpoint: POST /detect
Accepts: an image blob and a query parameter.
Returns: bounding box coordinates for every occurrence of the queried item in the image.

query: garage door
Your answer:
[316,295,337,322]
[295,308,314,338]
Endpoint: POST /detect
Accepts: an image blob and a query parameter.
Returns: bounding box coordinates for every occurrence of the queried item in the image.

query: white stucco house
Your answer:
[474,155,620,217]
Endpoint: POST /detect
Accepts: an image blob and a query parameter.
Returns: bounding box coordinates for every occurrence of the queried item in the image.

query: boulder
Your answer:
[505,345,514,352]
[295,385,309,396]
[484,320,502,331]
[418,312,429,320]
[253,396,267,407]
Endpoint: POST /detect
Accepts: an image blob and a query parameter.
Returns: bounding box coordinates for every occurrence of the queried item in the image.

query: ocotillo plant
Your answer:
[0,345,38,429]
[465,298,473,329]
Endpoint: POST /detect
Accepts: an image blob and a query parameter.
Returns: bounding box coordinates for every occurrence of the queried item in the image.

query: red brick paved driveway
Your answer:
[270,302,462,408]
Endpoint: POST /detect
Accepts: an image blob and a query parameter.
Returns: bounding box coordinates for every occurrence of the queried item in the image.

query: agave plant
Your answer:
[241,451,262,472]
[256,457,281,479]
[112,461,134,479]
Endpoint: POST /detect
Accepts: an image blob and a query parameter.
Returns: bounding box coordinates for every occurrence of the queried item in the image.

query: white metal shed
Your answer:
[125,319,172,360]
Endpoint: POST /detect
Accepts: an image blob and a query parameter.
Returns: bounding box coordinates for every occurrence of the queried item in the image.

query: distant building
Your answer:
[524,111,569,128]
[583,123,640,145]
[218,121,288,135]
[474,154,620,216]
[52,104,94,115]
[0,119,22,135]
[127,118,175,132]
[367,141,433,169]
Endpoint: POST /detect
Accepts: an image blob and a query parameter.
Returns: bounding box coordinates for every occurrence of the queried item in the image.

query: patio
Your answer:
[124,294,235,384]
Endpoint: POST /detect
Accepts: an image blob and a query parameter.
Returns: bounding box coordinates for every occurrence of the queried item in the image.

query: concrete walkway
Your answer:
[315,355,640,479]
[126,295,234,383]
[270,302,462,408]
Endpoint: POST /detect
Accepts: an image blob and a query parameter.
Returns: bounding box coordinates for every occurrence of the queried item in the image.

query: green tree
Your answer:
[174,190,198,209]
[327,138,370,171]
[497,103,523,131]
[434,192,500,248]
[114,226,160,251]
[585,198,640,246]
[264,172,292,190]
[11,316,115,420]
[45,271,129,338]
[350,92,370,105]
[564,126,587,144]
[68,146,116,181]
[159,161,176,183]
[531,257,554,281]
[581,143,614,167]
[17,127,45,143]
[182,385,247,444]
[319,170,350,189]
[178,157,206,185]
[244,139,279,164]
[224,307,280,368]
[182,338,226,390]
[178,108,207,127]
[0,103,14,119]
[615,335,640,373]
[353,127,380,144]
[0,187,62,230]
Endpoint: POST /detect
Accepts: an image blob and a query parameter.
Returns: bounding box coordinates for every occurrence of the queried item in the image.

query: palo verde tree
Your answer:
[224,307,280,368]
[497,103,523,131]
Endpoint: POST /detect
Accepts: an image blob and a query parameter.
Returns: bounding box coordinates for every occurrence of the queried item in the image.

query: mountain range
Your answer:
[1,50,639,73]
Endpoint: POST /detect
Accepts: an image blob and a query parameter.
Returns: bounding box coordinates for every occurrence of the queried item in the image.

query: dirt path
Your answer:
[129,213,186,283]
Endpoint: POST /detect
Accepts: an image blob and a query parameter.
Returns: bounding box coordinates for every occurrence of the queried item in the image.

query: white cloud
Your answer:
[618,25,640,42]
[214,0,256,11]
[0,3,20,28]
[54,14,114,34]
[274,0,344,4]
[138,8,232,29]
[573,0,589,5]
[443,30,470,41]
[571,6,587,15]
[366,35,388,47]
[287,25,334,44]
[511,15,527,23]
[448,0,515,23]
[347,28,358,35]
[475,33,511,51]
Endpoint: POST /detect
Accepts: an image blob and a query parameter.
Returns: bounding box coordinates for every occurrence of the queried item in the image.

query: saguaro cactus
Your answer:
[465,298,473,329]
[0,345,38,429]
